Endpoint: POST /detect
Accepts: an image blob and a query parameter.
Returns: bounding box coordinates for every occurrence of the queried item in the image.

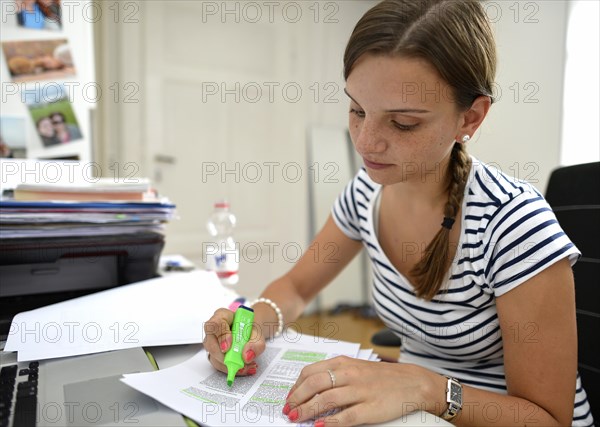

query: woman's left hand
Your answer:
[283,356,445,426]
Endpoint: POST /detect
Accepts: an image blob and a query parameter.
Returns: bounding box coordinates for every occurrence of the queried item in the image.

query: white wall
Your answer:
[469,1,569,193]
[561,0,600,165]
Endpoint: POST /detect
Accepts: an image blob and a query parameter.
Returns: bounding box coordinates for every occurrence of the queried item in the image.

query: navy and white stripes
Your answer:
[332,157,592,426]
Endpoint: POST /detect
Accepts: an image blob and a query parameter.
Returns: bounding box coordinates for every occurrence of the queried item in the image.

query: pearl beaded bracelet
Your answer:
[249,297,284,338]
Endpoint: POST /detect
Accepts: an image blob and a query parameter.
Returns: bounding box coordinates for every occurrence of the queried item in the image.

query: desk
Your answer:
[0,341,447,426]
[149,344,451,427]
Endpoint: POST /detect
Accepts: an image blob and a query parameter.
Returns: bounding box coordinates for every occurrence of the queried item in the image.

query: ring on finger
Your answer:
[327,369,336,389]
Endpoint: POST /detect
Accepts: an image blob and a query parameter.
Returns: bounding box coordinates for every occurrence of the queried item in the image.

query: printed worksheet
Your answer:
[122,334,368,426]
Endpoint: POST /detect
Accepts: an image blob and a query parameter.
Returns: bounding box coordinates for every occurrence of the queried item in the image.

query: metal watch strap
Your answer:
[441,376,462,422]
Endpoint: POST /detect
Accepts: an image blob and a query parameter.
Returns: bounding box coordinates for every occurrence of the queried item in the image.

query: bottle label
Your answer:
[205,242,239,282]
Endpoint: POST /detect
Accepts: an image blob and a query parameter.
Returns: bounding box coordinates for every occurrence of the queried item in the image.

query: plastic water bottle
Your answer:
[205,201,239,286]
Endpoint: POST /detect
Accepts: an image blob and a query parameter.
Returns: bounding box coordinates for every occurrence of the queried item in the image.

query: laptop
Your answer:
[0,346,187,427]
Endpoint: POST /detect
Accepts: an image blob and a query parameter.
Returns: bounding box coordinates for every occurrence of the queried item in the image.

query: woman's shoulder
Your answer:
[332,168,380,241]
[466,156,545,209]
[462,156,576,257]
[345,167,381,199]
[462,157,580,293]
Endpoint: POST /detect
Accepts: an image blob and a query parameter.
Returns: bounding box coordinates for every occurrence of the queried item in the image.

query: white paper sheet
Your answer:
[5,271,238,361]
[121,335,362,426]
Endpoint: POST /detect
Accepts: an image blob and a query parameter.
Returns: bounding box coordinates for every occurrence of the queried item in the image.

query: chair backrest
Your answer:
[545,162,600,421]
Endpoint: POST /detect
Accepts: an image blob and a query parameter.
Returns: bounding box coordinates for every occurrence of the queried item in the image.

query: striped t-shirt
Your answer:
[332,157,593,426]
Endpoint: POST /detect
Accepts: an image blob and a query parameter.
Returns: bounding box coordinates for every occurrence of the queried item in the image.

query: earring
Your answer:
[461,135,471,143]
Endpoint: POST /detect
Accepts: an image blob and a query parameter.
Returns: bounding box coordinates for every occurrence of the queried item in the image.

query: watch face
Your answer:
[450,382,462,405]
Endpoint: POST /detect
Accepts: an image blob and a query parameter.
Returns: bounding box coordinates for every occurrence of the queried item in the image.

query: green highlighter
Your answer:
[224,305,255,387]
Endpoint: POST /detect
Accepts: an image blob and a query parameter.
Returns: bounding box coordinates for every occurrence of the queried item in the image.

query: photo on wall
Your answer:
[1,38,75,83]
[14,0,62,31]
[24,83,82,147]
[0,116,28,158]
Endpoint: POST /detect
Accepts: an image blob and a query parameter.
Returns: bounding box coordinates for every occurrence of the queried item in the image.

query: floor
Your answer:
[292,309,400,362]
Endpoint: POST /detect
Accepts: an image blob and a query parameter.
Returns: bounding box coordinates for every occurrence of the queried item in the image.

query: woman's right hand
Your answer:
[203,307,266,376]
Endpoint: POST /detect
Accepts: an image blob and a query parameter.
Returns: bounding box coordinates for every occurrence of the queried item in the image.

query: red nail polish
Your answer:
[247,368,257,375]
[314,420,325,427]
[288,409,299,422]
[282,403,290,415]
[220,340,228,352]
[245,350,255,362]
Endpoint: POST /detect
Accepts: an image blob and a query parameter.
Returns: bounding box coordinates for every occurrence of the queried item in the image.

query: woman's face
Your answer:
[346,54,465,187]
[37,117,55,137]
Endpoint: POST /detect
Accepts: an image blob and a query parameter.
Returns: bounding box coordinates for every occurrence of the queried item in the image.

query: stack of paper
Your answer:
[1,167,176,239]
[0,199,176,239]
[122,334,379,426]
[6,271,237,361]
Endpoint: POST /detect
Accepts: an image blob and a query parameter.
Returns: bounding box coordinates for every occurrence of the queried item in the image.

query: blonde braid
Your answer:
[411,143,471,300]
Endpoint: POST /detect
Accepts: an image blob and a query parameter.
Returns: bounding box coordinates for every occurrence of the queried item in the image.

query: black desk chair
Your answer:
[545,161,600,421]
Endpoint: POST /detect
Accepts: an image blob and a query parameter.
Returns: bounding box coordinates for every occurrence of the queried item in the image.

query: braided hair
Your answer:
[410,143,472,299]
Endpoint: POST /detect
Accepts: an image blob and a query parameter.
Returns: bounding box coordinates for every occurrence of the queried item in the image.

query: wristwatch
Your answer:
[441,376,462,422]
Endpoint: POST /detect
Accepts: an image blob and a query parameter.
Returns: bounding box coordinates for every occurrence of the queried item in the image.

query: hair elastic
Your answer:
[441,217,455,230]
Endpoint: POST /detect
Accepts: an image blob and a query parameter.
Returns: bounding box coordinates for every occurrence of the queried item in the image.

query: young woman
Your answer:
[204,1,593,425]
